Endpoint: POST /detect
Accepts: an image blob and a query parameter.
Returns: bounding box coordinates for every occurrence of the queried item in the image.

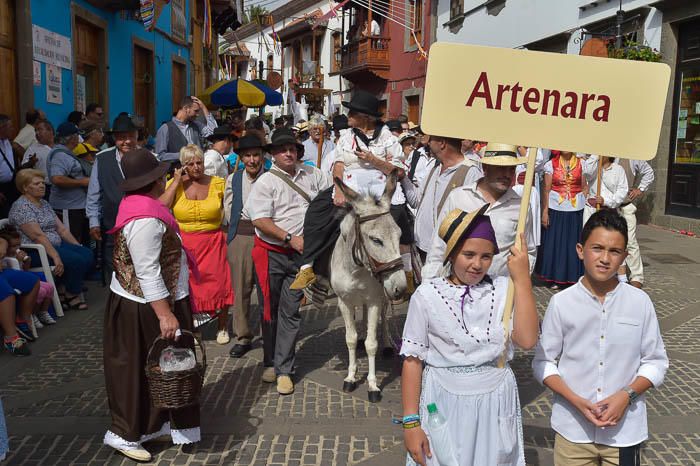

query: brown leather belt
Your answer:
[237,219,256,236]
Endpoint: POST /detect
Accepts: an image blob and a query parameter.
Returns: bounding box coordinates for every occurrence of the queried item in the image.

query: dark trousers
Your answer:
[29,242,93,294]
[296,186,344,267]
[0,181,19,218]
[54,208,88,245]
[267,250,304,375]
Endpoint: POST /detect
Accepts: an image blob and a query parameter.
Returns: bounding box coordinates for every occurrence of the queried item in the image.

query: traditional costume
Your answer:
[535,152,586,286]
[102,149,200,461]
[244,129,329,392]
[401,207,525,466]
[582,155,629,224]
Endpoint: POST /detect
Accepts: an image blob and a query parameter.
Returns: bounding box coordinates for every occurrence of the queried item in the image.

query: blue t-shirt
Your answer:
[47,146,87,210]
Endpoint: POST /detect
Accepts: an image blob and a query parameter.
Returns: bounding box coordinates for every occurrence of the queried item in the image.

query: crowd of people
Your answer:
[0,89,668,465]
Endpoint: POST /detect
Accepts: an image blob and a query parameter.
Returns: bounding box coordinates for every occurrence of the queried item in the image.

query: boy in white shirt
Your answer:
[533,209,668,466]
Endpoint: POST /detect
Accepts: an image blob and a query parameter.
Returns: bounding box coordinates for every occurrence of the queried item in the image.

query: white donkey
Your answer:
[330,171,407,402]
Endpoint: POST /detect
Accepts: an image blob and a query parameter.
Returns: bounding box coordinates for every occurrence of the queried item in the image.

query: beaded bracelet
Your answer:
[402,414,420,423]
[402,420,421,430]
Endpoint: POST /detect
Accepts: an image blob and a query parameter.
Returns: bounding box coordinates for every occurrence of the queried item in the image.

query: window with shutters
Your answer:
[408,0,422,48]
[450,0,464,21]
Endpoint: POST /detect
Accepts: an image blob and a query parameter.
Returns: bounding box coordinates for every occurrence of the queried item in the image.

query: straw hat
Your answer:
[437,204,490,263]
[398,132,417,145]
[481,143,528,166]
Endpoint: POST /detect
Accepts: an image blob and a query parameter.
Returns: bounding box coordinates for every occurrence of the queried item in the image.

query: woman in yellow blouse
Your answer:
[161,144,234,344]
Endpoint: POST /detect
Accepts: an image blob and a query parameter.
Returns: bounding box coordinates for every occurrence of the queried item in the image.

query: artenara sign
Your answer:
[421,43,671,161]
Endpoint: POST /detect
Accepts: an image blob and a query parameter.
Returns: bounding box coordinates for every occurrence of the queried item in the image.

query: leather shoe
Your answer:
[116,446,152,462]
[261,366,276,383]
[229,343,251,358]
[277,375,294,395]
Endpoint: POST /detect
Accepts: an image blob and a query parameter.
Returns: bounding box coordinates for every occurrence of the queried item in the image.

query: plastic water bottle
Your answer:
[159,346,196,372]
[426,403,458,466]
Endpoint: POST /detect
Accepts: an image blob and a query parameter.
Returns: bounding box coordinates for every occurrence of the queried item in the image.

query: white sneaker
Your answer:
[37,311,56,325]
[216,330,230,345]
[32,315,44,329]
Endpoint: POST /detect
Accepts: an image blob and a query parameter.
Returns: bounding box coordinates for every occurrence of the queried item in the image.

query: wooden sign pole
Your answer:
[317,126,324,168]
[595,157,603,211]
[498,146,538,368]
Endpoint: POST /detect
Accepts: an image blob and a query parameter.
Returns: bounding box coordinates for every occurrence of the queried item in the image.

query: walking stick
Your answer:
[595,156,603,211]
[498,146,538,368]
[317,125,324,168]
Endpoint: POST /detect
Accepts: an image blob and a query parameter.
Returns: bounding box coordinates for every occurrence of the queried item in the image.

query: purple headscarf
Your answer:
[463,215,499,253]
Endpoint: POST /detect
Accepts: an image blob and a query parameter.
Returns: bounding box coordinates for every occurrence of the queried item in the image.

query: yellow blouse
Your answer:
[168,176,225,232]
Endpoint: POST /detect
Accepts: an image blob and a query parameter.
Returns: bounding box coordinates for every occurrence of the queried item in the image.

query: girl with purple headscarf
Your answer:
[400,208,539,466]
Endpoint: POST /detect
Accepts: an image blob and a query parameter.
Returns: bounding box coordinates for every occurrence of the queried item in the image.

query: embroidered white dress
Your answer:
[401,277,525,466]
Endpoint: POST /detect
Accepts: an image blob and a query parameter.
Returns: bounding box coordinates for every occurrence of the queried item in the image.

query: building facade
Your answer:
[1,0,223,137]
[436,0,700,228]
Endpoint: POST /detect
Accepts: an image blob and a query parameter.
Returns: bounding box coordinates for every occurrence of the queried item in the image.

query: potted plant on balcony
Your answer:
[608,40,662,62]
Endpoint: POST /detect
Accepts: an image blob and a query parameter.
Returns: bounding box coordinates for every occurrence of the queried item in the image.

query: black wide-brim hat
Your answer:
[119,148,171,192]
[206,124,238,142]
[264,128,303,154]
[238,134,265,151]
[341,90,383,118]
[109,113,139,133]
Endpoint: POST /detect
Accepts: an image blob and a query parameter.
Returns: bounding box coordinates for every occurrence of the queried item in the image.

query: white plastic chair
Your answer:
[0,219,64,317]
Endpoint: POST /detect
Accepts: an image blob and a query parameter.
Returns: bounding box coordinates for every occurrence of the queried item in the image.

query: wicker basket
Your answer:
[145,330,207,409]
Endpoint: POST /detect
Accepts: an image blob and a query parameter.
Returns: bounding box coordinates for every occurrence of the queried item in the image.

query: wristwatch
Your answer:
[623,386,639,405]
[284,233,292,244]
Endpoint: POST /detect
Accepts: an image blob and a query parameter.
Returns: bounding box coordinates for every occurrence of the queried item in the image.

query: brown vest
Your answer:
[113,220,183,300]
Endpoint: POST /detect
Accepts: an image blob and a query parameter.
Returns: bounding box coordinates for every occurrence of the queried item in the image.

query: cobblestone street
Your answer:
[1,225,699,466]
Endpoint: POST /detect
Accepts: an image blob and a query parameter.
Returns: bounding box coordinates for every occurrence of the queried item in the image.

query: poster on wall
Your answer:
[171,0,186,42]
[33,61,42,86]
[46,65,63,105]
[76,75,86,113]
[32,25,72,70]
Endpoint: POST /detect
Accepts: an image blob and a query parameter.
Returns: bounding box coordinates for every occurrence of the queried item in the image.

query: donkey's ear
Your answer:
[381,169,398,204]
[334,176,361,202]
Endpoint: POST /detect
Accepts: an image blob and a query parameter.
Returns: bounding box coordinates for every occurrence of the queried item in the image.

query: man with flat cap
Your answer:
[422,143,537,280]
[86,114,140,278]
[224,135,268,367]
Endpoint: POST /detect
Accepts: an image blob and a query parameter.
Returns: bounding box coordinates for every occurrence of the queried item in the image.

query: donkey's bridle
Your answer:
[351,211,404,279]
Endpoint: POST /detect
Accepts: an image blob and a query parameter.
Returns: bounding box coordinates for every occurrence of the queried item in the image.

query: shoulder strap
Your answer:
[415,164,439,213]
[435,164,472,216]
[408,149,422,181]
[0,144,15,174]
[269,168,312,203]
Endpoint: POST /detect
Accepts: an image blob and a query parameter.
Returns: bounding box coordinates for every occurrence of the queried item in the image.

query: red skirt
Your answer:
[181,229,234,315]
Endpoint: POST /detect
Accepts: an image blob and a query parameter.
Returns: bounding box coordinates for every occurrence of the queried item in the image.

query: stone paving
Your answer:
[1,225,699,465]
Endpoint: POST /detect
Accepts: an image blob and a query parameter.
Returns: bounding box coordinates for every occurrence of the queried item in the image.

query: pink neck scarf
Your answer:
[108,194,199,279]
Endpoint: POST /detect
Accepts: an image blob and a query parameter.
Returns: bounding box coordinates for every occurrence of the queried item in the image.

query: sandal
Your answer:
[66,296,88,310]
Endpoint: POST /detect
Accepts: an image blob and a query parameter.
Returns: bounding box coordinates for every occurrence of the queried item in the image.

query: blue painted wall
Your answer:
[30,0,190,134]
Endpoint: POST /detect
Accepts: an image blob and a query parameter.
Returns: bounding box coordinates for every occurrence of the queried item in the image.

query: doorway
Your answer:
[0,0,18,128]
[74,16,105,113]
[405,94,420,124]
[133,43,154,136]
[172,59,187,115]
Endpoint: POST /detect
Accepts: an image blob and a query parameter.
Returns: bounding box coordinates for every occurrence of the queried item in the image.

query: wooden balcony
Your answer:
[337,36,390,81]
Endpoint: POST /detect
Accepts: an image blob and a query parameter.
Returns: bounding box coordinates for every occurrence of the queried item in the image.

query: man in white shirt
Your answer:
[422,143,536,280]
[615,158,655,288]
[203,125,234,179]
[402,135,483,261]
[13,108,45,152]
[533,209,668,466]
[301,115,335,168]
[582,155,629,223]
[245,129,329,396]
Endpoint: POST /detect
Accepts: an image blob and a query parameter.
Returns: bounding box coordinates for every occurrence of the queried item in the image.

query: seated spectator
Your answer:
[0,224,56,327]
[9,169,93,310]
[0,235,40,356]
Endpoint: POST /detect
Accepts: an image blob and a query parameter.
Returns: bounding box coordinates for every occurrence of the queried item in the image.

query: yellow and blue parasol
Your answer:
[199,79,283,108]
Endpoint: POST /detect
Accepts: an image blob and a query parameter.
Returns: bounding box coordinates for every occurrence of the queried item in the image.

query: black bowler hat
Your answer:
[119,148,170,192]
[109,113,139,133]
[265,128,303,154]
[237,134,264,152]
[332,114,349,131]
[386,120,402,132]
[207,125,238,142]
[341,90,383,118]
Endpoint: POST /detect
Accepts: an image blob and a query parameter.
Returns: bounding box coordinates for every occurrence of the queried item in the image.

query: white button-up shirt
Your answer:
[244,163,330,245]
[403,159,483,252]
[615,158,655,192]
[582,156,629,209]
[532,279,668,447]
[422,181,537,279]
